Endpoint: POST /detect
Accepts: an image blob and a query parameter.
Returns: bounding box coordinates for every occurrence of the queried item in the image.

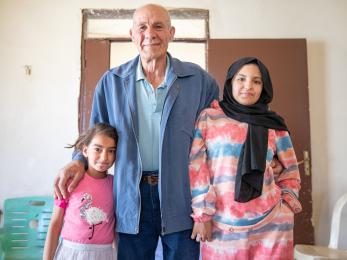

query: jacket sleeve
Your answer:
[89,72,111,126]
[189,111,216,222]
[205,75,220,108]
[72,72,110,162]
[274,130,302,213]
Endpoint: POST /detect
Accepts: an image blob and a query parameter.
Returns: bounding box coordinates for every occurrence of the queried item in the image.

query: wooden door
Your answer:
[79,39,110,133]
[79,38,314,245]
[208,39,314,245]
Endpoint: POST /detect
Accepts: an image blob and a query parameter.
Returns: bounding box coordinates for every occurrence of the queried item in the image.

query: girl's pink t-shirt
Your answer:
[56,173,115,244]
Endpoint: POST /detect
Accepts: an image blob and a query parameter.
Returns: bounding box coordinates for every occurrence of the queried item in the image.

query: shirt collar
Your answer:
[136,55,171,85]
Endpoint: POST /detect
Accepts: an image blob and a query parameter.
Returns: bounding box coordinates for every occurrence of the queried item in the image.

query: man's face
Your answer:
[130,6,175,62]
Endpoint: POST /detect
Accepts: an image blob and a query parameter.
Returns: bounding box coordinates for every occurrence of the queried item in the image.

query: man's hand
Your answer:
[191,221,213,242]
[271,157,283,175]
[54,160,85,199]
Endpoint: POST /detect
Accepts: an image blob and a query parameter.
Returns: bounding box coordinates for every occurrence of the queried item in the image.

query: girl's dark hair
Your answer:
[66,123,118,152]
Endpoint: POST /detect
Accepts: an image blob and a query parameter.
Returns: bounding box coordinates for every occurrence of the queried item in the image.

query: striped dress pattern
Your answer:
[189,101,302,260]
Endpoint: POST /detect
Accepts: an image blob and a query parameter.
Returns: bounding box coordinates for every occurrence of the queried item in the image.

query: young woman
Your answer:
[189,57,302,260]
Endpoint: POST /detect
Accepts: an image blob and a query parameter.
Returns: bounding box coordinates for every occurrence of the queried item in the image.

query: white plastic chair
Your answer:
[294,193,347,259]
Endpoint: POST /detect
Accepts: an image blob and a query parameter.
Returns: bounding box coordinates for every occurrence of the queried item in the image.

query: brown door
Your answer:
[80,38,314,245]
[79,39,110,133]
[208,39,314,245]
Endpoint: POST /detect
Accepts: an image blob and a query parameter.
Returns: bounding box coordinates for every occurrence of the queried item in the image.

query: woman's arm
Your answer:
[43,204,65,260]
[274,130,302,213]
[189,111,216,236]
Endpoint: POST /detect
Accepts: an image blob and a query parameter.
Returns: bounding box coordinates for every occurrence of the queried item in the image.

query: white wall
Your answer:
[1,0,347,248]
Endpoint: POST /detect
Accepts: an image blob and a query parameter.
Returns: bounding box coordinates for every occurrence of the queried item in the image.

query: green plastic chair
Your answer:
[0,196,53,260]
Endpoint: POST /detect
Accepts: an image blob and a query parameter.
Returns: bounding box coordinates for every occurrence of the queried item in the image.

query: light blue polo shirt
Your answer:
[136,56,171,171]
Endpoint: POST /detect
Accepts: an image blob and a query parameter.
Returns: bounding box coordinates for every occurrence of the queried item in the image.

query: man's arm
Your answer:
[205,75,220,106]
[54,72,110,199]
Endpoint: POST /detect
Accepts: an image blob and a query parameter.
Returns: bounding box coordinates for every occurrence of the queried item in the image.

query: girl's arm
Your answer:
[43,204,65,260]
[274,130,302,213]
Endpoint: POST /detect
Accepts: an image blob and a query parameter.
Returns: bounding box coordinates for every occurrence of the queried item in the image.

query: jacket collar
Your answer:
[110,52,196,79]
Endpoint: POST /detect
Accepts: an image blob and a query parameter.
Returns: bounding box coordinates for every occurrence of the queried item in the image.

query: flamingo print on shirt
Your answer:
[80,193,108,239]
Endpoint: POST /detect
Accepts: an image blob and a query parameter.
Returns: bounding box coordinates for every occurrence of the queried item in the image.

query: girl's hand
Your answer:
[191,221,213,242]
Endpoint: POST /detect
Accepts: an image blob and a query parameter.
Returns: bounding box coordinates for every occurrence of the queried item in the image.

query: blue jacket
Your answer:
[83,54,219,234]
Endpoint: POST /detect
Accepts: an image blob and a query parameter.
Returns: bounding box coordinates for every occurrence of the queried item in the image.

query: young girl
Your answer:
[44,123,118,260]
[189,57,302,260]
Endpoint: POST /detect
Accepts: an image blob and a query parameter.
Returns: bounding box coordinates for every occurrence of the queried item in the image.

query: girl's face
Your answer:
[231,64,263,106]
[82,133,116,177]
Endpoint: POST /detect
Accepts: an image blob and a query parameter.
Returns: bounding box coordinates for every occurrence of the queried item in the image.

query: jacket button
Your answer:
[229,227,234,232]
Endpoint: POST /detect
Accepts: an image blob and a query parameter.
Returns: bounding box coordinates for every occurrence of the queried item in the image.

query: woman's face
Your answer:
[231,64,263,106]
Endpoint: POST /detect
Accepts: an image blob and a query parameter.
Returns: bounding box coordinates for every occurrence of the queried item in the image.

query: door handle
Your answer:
[298,150,311,176]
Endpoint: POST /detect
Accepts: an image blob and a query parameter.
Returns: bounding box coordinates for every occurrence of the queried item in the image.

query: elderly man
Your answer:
[55,4,219,259]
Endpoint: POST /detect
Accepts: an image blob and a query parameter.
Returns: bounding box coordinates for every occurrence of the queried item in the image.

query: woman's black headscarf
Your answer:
[219,57,288,203]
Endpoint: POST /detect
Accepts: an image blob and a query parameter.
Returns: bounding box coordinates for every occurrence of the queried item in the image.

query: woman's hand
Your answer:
[271,157,283,175]
[191,221,213,242]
